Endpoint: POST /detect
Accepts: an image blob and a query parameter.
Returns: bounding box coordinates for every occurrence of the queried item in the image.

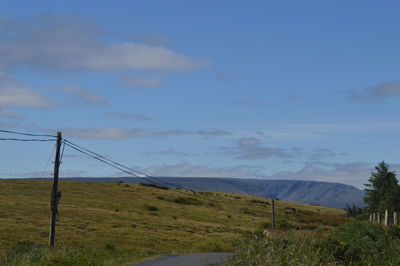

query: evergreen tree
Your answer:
[364,161,400,212]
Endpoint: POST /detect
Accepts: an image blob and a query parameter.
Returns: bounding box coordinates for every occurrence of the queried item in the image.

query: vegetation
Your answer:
[228,222,400,265]
[0,179,344,265]
[364,161,400,213]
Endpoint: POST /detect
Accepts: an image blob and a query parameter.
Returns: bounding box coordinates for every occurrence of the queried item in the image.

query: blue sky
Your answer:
[1,1,400,188]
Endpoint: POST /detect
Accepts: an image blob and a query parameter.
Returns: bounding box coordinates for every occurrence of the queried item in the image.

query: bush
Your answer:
[173,197,202,205]
[228,222,400,265]
[138,183,169,190]
[142,204,159,211]
[321,222,395,264]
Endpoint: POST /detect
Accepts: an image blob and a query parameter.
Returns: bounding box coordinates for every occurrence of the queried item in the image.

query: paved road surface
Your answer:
[133,253,232,266]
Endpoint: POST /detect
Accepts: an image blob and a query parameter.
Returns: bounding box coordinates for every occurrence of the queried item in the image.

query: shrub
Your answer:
[173,197,202,205]
[138,183,169,190]
[142,204,159,211]
[322,222,396,264]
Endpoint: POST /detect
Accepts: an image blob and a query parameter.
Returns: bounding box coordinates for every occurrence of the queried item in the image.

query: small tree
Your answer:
[364,161,400,213]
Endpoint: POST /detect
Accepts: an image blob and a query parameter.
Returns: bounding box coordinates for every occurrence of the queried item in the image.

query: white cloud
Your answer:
[59,85,106,104]
[105,112,154,121]
[269,162,400,188]
[222,137,295,159]
[119,75,164,88]
[0,108,23,119]
[32,125,231,140]
[60,128,188,139]
[0,15,209,73]
[138,162,261,178]
[350,82,400,102]
[0,73,52,108]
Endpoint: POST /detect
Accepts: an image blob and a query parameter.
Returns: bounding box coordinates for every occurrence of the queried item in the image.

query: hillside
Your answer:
[56,177,365,209]
[0,179,345,265]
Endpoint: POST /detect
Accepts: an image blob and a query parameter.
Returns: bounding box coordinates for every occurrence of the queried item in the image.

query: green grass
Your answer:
[0,179,345,265]
[228,222,400,266]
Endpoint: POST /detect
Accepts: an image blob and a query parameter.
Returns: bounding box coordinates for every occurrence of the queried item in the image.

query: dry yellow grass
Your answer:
[0,179,345,263]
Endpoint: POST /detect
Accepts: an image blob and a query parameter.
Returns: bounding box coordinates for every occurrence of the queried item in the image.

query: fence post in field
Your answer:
[49,131,62,247]
[384,210,388,226]
[394,212,398,225]
[271,199,275,230]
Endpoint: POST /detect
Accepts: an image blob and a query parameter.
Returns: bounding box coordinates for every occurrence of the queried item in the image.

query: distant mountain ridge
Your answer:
[30,176,364,209]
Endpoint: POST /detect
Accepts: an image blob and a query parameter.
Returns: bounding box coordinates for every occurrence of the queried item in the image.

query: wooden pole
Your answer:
[271,199,275,230]
[394,212,398,225]
[345,204,348,225]
[49,132,62,247]
[377,212,381,224]
[369,213,372,223]
[384,210,388,226]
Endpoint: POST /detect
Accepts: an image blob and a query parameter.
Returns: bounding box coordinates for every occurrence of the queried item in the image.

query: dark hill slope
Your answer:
[37,177,364,209]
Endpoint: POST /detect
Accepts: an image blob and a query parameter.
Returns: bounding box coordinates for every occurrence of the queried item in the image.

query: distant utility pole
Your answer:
[271,199,275,230]
[49,132,62,247]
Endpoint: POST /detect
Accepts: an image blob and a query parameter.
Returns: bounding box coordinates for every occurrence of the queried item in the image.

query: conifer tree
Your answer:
[364,161,400,212]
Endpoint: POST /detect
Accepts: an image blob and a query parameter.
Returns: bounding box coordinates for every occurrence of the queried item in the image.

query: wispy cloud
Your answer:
[29,126,231,140]
[142,148,191,156]
[221,137,297,160]
[269,162,384,188]
[58,85,106,104]
[134,162,262,178]
[0,108,23,119]
[60,128,189,139]
[350,82,400,102]
[0,72,52,108]
[105,112,154,121]
[197,129,231,136]
[0,15,209,73]
[119,75,164,88]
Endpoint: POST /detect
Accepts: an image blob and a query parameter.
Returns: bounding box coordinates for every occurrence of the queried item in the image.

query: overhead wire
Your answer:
[62,140,221,203]
[0,138,56,142]
[0,128,216,200]
[0,129,56,138]
[63,142,162,186]
[40,143,57,178]
[64,139,192,190]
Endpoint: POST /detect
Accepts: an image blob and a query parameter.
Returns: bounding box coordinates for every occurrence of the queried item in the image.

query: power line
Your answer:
[40,143,57,178]
[63,140,218,203]
[0,138,56,142]
[0,129,56,138]
[64,140,190,190]
[63,142,162,187]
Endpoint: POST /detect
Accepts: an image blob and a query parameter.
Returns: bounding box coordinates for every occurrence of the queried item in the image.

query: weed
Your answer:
[139,183,169,190]
[142,204,159,211]
[173,197,202,205]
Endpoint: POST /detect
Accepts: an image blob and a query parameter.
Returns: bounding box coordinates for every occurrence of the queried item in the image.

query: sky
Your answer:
[1,1,400,188]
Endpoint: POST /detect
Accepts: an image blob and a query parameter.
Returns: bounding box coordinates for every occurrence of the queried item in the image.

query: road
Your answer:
[133,253,233,266]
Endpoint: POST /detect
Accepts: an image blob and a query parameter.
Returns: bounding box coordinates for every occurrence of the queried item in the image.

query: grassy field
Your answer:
[0,179,346,265]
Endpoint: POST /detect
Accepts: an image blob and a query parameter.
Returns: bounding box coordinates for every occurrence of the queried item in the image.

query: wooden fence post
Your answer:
[271,199,275,230]
[369,213,372,222]
[384,210,388,226]
[377,212,381,224]
[394,212,398,225]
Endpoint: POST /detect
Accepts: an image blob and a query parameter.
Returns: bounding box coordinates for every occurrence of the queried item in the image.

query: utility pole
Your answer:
[271,199,275,230]
[49,132,62,247]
